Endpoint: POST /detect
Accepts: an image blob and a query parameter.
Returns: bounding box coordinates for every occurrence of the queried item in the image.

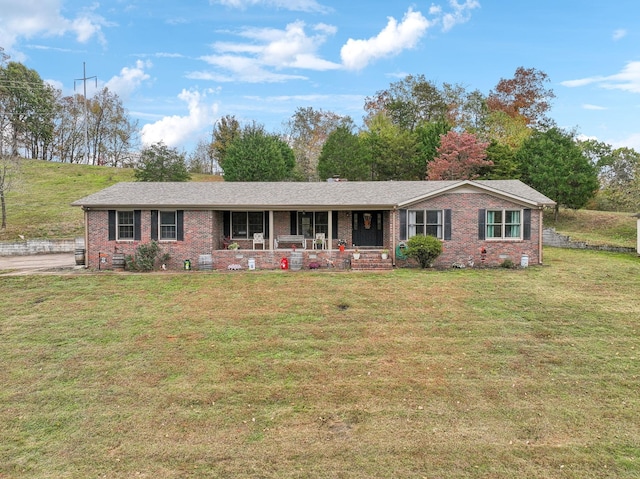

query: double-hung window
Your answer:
[231,212,265,239]
[159,211,177,240]
[117,211,135,240]
[486,209,521,239]
[408,209,444,239]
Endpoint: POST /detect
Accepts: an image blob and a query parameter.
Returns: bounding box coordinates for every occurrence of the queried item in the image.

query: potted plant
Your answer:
[381,249,389,260]
[352,248,360,260]
[337,239,347,252]
[228,242,240,250]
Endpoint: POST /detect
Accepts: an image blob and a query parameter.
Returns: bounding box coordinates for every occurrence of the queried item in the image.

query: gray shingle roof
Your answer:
[72,180,555,209]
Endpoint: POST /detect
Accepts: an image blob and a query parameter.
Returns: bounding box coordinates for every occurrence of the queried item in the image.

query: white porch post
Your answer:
[328,210,333,251]
[269,210,274,250]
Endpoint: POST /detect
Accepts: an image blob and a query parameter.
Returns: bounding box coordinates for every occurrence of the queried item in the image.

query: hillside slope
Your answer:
[1,160,220,241]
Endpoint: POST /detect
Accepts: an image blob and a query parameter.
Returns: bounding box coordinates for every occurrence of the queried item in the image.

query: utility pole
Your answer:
[74,62,97,165]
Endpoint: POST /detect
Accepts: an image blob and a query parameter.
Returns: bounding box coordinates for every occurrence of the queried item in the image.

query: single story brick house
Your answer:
[71,179,555,271]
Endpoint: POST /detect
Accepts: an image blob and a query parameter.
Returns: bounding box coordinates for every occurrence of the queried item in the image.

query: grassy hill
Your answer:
[0,159,220,242]
[1,159,637,248]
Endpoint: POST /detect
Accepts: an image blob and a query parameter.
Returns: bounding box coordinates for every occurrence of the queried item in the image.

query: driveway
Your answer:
[0,253,78,275]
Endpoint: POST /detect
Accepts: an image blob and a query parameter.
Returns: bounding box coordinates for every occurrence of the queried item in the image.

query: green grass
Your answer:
[1,159,220,241]
[545,208,636,248]
[1,247,639,478]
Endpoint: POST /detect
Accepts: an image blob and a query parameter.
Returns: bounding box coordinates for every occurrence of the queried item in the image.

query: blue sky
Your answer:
[1,0,640,153]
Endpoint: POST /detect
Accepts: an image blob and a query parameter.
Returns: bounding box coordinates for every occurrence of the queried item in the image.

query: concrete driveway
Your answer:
[0,253,78,275]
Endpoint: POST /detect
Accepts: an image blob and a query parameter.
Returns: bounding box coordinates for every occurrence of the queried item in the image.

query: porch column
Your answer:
[328,210,333,251]
[269,210,274,250]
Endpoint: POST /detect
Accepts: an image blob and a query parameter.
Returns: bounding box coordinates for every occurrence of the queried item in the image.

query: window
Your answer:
[159,211,177,240]
[231,212,265,239]
[297,211,328,238]
[486,209,521,239]
[408,209,443,239]
[117,211,134,240]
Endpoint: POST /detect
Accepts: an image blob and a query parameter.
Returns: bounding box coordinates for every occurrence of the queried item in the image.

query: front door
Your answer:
[352,211,383,247]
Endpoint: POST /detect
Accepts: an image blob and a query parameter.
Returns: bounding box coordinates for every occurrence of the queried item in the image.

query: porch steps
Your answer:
[350,251,394,271]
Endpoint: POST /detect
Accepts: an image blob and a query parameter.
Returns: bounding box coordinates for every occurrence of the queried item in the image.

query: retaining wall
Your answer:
[543,228,635,253]
[0,239,78,256]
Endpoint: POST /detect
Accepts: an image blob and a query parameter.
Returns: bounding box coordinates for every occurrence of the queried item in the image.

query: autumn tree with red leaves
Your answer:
[427,131,491,180]
[486,67,555,127]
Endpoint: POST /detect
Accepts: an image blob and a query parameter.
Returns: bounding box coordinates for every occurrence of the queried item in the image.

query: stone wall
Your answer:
[0,239,77,255]
[543,228,635,253]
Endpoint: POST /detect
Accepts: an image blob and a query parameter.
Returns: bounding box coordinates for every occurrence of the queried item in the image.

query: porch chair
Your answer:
[253,232,265,250]
[313,233,327,250]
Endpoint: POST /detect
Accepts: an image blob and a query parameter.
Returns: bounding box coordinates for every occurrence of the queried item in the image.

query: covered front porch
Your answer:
[218,209,391,252]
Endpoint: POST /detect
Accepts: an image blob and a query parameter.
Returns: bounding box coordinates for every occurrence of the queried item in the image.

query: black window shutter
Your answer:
[150,210,158,240]
[290,212,297,234]
[108,210,116,240]
[478,209,486,240]
[399,209,407,241]
[523,209,531,240]
[223,211,230,238]
[444,209,452,240]
[134,210,142,241]
[332,211,338,239]
[177,210,184,241]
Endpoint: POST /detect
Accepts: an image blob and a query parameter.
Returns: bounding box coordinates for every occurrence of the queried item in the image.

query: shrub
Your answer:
[125,241,168,272]
[405,234,443,268]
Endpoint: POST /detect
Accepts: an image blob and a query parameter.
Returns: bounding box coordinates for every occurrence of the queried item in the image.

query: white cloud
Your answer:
[562,61,640,93]
[614,132,640,151]
[197,20,339,82]
[583,104,607,110]
[441,0,480,32]
[141,89,218,148]
[612,29,627,41]
[0,0,110,57]
[209,0,331,13]
[340,8,431,71]
[105,60,152,99]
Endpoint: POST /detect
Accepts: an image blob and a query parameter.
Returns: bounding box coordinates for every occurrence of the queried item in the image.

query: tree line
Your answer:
[2,50,639,229]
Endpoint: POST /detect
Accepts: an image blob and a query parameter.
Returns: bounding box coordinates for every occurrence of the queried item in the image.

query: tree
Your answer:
[364,74,449,131]
[222,123,295,181]
[210,115,240,172]
[427,131,491,180]
[481,140,519,179]
[414,120,451,176]
[487,67,555,127]
[187,139,218,174]
[317,125,370,180]
[134,142,191,182]
[516,128,598,218]
[580,141,640,211]
[0,61,56,159]
[0,154,20,230]
[361,113,421,180]
[283,107,349,181]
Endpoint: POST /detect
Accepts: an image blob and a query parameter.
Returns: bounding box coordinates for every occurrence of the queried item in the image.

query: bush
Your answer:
[405,234,443,268]
[125,241,168,272]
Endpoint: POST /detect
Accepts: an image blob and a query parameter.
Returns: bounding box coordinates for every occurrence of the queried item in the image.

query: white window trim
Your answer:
[407,209,444,239]
[159,210,177,241]
[486,209,523,240]
[117,210,135,241]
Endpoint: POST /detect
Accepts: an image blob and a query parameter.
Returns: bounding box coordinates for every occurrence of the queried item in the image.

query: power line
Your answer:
[74,62,97,165]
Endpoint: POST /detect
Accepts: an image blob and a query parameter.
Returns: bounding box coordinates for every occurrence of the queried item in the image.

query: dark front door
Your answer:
[352,211,383,247]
